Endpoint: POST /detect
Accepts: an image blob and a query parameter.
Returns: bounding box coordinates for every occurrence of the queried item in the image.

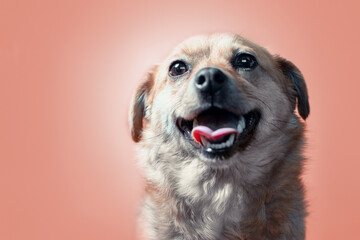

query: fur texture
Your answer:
[129,33,309,240]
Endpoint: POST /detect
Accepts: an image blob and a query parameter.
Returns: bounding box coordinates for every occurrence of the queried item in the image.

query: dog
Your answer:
[129,33,309,240]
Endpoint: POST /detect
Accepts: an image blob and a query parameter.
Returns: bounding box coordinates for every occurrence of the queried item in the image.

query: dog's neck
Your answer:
[141,144,304,239]
[139,119,305,239]
[142,157,268,239]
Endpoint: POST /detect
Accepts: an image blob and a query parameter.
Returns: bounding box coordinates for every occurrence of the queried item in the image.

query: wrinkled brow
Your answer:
[181,45,211,60]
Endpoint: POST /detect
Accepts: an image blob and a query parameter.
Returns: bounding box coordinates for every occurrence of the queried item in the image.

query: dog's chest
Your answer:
[176,193,247,240]
[174,175,248,239]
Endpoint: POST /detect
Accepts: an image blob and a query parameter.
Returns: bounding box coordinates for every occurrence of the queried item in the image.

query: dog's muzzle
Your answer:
[176,67,261,160]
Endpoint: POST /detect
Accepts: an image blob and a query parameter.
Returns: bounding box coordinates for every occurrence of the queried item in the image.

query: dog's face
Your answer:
[130,33,309,170]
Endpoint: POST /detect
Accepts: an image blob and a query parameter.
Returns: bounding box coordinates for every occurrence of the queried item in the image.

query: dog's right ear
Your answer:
[129,66,157,142]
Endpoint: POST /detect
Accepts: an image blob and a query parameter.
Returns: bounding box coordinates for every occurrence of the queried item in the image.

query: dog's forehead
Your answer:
[169,34,258,61]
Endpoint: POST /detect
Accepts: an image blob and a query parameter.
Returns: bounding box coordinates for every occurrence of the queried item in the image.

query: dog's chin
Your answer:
[176,107,261,164]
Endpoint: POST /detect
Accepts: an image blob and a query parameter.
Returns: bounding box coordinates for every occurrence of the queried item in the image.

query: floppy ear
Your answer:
[129,66,156,142]
[275,56,310,120]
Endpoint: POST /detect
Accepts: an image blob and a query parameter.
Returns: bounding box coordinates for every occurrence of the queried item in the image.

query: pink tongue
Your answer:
[191,126,237,143]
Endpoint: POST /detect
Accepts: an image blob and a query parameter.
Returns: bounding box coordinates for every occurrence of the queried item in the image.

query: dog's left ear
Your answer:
[128,66,157,142]
[275,56,310,120]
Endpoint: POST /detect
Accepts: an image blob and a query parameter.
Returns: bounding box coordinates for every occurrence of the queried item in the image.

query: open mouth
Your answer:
[177,107,261,159]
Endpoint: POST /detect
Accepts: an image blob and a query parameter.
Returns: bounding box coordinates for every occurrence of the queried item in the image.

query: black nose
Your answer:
[194,67,228,95]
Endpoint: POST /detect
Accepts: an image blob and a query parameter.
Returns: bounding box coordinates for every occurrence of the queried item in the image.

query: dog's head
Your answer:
[129,33,309,169]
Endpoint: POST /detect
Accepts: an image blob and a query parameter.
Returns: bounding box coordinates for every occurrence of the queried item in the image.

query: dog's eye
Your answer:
[169,61,188,78]
[232,53,258,71]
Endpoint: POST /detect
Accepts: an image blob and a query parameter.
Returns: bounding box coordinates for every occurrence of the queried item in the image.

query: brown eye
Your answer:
[232,53,258,71]
[169,61,189,78]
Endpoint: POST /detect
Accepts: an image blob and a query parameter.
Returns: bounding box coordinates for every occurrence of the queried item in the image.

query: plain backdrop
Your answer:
[1,0,360,239]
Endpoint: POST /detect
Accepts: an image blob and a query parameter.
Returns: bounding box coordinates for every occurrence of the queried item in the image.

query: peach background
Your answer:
[1,0,360,239]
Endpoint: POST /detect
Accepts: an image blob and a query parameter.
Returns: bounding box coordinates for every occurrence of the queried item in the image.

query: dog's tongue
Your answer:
[191,110,238,143]
[192,126,238,143]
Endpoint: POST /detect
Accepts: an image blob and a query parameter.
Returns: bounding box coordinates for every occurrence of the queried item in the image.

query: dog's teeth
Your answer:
[200,136,209,147]
[240,116,246,129]
[225,134,235,147]
[237,116,245,133]
[193,118,198,128]
[204,134,236,150]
